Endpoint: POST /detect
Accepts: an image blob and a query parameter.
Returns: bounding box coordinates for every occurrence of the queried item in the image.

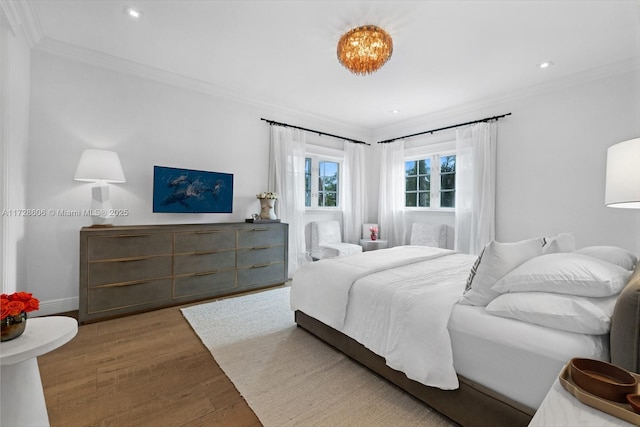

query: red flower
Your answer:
[0,292,39,320]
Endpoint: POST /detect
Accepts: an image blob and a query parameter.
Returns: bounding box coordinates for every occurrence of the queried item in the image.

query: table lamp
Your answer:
[605,138,640,209]
[74,149,126,226]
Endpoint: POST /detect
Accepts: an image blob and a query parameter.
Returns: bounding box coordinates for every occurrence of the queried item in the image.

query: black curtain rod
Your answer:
[377,113,512,144]
[261,118,370,146]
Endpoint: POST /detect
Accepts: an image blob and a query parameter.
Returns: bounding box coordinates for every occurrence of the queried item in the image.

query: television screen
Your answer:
[153,166,233,213]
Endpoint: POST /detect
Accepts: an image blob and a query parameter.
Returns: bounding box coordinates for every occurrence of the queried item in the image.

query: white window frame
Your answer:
[404,141,456,211]
[305,145,344,210]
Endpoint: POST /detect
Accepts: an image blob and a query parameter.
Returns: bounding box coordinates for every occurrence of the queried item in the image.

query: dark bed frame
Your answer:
[294,261,640,427]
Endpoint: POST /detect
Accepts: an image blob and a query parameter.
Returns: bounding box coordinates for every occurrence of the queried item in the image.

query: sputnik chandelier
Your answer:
[337,25,393,76]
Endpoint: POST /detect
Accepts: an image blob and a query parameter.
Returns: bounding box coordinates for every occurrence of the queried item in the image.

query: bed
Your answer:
[290,241,640,427]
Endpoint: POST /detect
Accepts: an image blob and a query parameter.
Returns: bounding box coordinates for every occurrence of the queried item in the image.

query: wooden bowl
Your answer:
[570,358,637,403]
[627,394,640,414]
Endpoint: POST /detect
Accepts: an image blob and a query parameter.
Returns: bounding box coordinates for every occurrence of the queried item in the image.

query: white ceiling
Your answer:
[29,0,640,131]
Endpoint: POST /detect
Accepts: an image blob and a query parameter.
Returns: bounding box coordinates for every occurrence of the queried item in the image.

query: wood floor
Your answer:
[38,301,262,427]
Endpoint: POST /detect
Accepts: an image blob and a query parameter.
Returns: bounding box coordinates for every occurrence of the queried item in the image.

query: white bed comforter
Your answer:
[290,246,476,390]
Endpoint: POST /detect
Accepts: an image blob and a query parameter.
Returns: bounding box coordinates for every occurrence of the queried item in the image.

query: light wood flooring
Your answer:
[38,301,262,427]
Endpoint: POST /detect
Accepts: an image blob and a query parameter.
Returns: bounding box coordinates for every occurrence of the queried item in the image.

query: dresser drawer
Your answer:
[174,230,235,253]
[87,278,173,313]
[88,233,173,261]
[237,245,285,268]
[88,256,172,287]
[237,227,285,248]
[237,262,286,287]
[174,250,235,275]
[174,269,236,298]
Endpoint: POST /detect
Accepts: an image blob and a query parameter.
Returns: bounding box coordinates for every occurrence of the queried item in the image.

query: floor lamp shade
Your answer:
[605,138,640,209]
[74,149,126,225]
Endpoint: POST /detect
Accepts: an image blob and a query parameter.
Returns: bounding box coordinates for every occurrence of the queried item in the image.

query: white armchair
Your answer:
[410,223,447,248]
[310,220,363,260]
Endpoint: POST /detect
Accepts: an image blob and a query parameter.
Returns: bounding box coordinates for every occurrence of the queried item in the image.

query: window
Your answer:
[405,153,456,209]
[305,156,341,208]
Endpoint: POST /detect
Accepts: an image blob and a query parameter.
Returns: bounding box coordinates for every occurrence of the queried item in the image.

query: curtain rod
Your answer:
[261,118,370,146]
[377,113,512,144]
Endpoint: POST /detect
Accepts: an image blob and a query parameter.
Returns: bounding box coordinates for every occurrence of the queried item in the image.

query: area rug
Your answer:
[181,287,456,427]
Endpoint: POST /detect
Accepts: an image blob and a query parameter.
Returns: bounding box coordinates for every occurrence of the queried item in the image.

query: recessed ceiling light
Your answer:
[538,60,554,69]
[123,6,143,20]
[391,109,400,114]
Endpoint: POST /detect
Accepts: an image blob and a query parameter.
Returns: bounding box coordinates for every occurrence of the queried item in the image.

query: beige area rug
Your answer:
[181,287,457,427]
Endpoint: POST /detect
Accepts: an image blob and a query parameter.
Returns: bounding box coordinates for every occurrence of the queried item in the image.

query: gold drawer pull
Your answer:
[195,230,223,234]
[194,270,218,276]
[251,263,270,269]
[115,280,149,287]
[116,234,152,238]
[118,257,151,262]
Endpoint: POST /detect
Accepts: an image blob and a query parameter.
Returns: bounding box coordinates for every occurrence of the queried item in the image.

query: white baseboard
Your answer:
[31,296,78,317]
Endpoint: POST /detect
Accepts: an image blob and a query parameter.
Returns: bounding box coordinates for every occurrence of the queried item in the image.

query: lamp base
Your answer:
[90,184,116,226]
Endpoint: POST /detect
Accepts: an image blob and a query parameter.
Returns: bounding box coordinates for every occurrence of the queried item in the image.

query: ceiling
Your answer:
[28,1,640,131]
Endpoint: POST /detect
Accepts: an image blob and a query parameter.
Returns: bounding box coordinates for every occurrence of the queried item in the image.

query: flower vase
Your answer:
[259,198,277,220]
[370,232,377,241]
[1,312,27,342]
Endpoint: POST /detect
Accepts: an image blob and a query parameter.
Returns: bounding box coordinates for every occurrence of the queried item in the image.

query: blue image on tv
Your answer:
[153,166,233,213]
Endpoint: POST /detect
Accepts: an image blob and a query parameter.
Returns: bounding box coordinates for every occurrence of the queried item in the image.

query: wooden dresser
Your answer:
[79,222,288,323]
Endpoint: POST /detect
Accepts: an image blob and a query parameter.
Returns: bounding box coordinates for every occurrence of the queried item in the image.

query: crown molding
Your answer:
[0,0,42,47]
[32,36,371,141]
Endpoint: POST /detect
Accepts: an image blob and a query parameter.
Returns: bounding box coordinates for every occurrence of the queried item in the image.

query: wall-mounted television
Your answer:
[153,166,233,213]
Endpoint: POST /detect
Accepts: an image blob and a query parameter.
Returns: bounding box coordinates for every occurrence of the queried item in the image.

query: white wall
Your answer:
[25,51,368,314]
[371,66,640,254]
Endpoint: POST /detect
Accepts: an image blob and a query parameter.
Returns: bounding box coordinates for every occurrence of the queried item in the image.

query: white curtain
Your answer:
[378,140,406,246]
[343,142,367,244]
[268,126,311,277]
[454,122,497,255]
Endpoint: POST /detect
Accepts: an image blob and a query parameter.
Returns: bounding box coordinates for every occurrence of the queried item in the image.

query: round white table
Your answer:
[0,316,78,427]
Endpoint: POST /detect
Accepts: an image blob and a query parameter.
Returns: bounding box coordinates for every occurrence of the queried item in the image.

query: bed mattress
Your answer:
[448,303,609,409]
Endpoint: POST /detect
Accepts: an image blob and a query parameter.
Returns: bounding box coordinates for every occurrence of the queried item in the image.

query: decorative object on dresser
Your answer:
[74,149,126,226]
[256,192,278,220]
[78,222,288,323]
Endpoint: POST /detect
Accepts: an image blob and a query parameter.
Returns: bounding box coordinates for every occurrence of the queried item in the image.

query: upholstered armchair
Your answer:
[310,220,363,260]
[410,223,447,248]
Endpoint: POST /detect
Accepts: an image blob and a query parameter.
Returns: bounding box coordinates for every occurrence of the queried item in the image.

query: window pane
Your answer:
[406,176,417,191]
[418,192,430,207]
[441,155,455,172]
[406,193,417,207]
[441,190,455,208]
[418,159,431,175]
[419,175,430,191]
[405,160,417,176]
[318,160,339,207]
[441,173,455,190]
[440,155,456,207]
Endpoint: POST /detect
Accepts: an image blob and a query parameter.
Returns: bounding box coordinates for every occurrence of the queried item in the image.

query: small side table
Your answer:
[360,239,389,252]
[528,372,634,426]
[1,316,78,427]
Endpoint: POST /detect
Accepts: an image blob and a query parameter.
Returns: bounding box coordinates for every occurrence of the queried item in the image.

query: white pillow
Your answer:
[458,238,544,306]
[492,253,632,297]
[576,246,638,271]
[543,232,576,254]
[485,292,617,335]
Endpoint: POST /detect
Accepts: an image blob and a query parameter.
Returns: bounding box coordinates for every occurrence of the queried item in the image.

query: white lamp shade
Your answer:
[74,149,126,183]
[605,138,640,209]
